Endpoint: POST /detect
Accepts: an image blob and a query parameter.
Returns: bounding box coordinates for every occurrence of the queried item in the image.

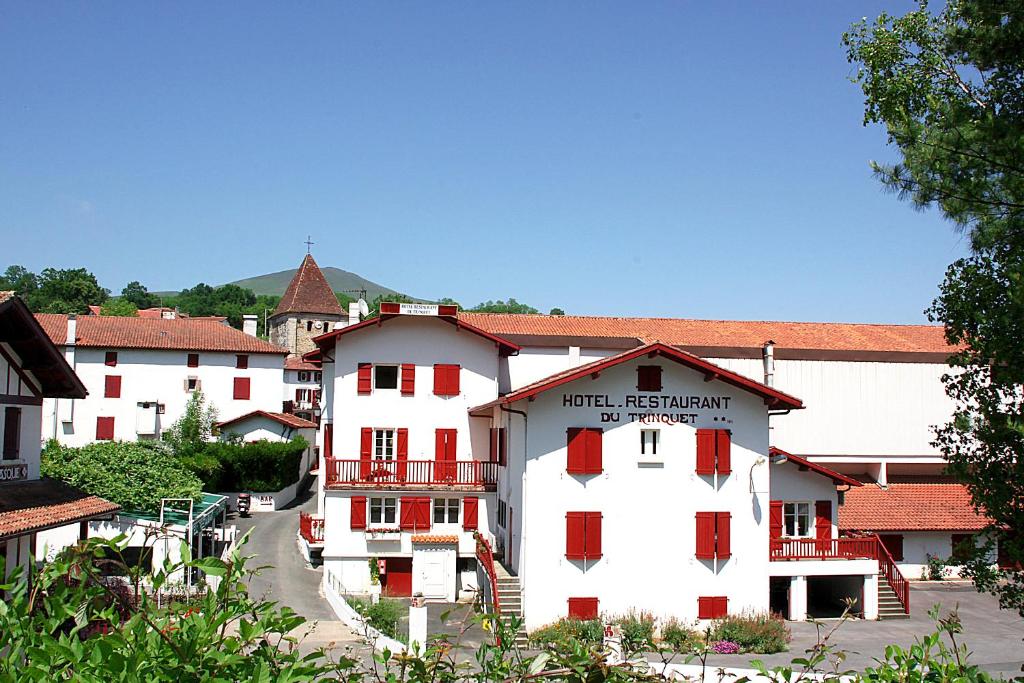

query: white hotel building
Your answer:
[301,304,985,630]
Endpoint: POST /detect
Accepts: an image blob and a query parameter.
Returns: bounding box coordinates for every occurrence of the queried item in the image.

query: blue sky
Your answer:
[0,2,966,322]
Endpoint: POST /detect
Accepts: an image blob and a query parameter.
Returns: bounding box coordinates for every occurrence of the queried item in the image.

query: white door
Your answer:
[419,554,448,599]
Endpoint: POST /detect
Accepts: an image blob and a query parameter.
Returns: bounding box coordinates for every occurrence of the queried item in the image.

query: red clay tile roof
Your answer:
[470,341,803,413]
[285,354,321,371]
[314,312,520,356]
[35,314,288,355]
[0,479,120,540]
[272,254,344,318]
[217,410,318,430]
[460,313,956,357]
[838,481,991,531]
[411,534,459,544]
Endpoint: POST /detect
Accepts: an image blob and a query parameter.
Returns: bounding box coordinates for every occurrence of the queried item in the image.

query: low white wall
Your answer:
[323,566,406,653]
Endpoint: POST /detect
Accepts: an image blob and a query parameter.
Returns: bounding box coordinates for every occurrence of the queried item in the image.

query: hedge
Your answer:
[182,437,307,492]
[41,440,202,514]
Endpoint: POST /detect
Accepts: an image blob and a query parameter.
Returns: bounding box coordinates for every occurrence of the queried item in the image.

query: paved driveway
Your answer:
[694,583,1023,677]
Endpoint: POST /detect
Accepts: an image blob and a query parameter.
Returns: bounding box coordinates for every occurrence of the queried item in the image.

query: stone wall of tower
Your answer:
[269,313,344,356]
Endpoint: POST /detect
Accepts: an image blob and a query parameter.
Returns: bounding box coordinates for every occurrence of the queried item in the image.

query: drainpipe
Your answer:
[762,340,775,387]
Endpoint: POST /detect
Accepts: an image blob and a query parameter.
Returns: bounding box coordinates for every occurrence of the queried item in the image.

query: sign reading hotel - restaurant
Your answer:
[561,393,733,425]
[0,462,28,482]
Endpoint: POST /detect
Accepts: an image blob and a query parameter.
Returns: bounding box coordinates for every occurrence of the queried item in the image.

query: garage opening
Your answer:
[381,557,413,597]
[807,575,863,619]
[769,577,790,618]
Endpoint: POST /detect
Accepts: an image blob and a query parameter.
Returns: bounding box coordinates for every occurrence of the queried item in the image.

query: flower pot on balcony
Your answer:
[366,529,402,542]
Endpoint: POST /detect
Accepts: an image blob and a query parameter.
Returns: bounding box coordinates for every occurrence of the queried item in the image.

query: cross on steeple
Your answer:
[304,235,314,254]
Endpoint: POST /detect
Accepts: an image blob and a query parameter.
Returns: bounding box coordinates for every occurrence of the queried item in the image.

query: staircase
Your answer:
[878,578,910,619]
[494,563,529,647]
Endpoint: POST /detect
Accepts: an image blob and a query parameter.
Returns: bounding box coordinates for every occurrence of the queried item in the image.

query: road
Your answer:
[231,480,362,653]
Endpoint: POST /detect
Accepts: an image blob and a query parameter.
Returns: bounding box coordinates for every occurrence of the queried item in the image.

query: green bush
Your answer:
[347,596,403,639]
[611,610,656,653]
[41,439,202,514]
[660,618,701,652]
[529,618,603,648]
[185,437,306,492]
[711,612,790,654]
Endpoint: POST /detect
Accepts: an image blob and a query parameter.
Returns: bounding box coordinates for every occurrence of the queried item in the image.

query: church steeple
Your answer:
[272,254,343,319]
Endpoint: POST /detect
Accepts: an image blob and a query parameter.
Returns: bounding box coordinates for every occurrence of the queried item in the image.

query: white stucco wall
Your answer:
[40,348,285,446]
[1,352,43,481]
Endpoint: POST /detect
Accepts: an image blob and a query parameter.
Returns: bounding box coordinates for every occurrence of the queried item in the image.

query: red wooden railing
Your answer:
[299,512,324,544]
[474,531,501,617]
[769,537,878,560]
[874,533,910,614]
[324,458,499,487]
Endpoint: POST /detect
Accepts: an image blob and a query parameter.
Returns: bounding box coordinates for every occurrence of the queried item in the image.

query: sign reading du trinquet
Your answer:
[561,392,733,425]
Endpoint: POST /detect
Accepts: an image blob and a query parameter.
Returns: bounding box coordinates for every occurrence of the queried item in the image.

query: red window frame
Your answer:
[566,427,602,474]
[96,416,115,441]
[433,364,461,396]
[567,597,599,620]
[104,375,121,399]
[233,377,251,400]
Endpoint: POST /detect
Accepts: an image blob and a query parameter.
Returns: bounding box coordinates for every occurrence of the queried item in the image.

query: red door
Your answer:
[381,557,413,597]
[434,429,457,482]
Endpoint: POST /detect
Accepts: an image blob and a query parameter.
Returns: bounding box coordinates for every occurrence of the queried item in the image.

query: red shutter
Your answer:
[187,353,199,367]
[3,408,21,459]
[96,416,115,440]
[236,354,248,369]
[490,428,499,462]
[351,496,367,529]
[432,364,460,396]
[360,428,373,478]
[715,430,731,474]
[400,497,417,530]
[104,351,117,367]
[357,363,372,394]
[815,500,832,543]
[396,428,408,480]
[769,500,783,544]
[637,365,662,391]
[584,511,602,560]
[695,429,715,475]
[447,364,460,395]
[585,428,603,474]
[433,365,445,395]
[463,497,478,531]
[567,597,599,620]
[566,512,586,560]
[714,596,728,618]
[697,596,713,619]
[716,511,731,559]
[695,512,715,559]
[566,428,585,474]
[295,388,303,402]
[233,377,250,400]
[401,363,415,395]
[415,497,432,530]
[498,427,507,466]
[104,375,121,399]
[323,423,333,459]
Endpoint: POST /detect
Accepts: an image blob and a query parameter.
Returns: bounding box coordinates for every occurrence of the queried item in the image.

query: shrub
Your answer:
[611,610,656,653]
[710,612,790,654]
[711,640,740,654]
[660,618,701,652]
[41,439,202,513]
[187,437,306,492]
[924,554,950,581]
[347,595,403,639]
[529,618,603,648]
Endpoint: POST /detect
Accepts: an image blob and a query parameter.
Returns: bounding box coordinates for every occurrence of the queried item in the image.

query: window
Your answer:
[374,429,396,460]
[104,351,118,367]
[96,416,115,441]
[185,377,200,392]
[298,371,311,382]
[307,320,314,332]
[236,354,248,369]
[565,511,602,561]
[374,365,399,390]
[783,502,812,538]
[951,534,975,564]
[637,365,662,391]
[233,377,250,400]
[370,497,398,525]
[295,388,312,402]
[399,497,432,531]
[695,511,731,560]
[314,371,322,382]
[490,427,507,465]
[878,534,905,561]
[698,596,728,619]
[695,429,731,475]
[566,427,603,474]
[187,353,199,368]
[104,375,122,399]
[568,597,599,620]
[640,429,659,456]
[497,499,507,528]
[3,407,21,460]
[433,498,460,524]
[433,364,461,396]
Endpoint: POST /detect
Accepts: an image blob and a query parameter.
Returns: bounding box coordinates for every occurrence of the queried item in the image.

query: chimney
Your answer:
[762,340,775,387]
[66,314,77,347]
[347,301,361,327]
[242,314,258,337]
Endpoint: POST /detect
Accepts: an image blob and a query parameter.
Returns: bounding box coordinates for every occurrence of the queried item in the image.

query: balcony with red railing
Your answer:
[769,536,878,561]
[324,457,499,490]
[299,512,325,546]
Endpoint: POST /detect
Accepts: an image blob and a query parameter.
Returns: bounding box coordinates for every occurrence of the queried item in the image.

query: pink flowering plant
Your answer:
[711,640,740,654]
